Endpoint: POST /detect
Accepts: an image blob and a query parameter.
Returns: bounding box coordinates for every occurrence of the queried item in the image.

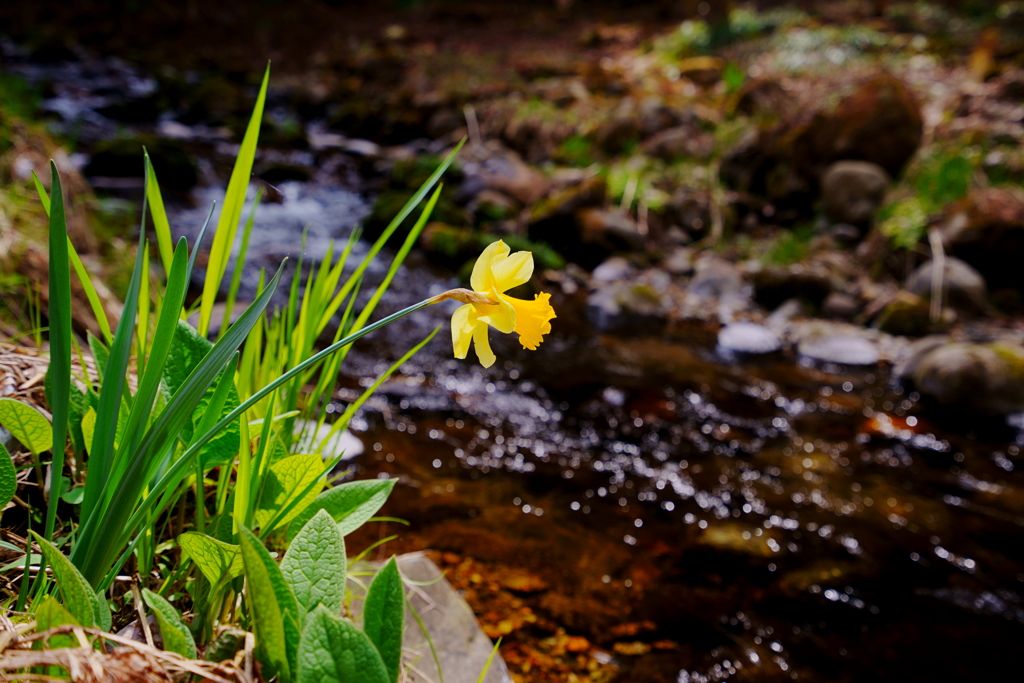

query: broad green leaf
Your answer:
[33,596,80,650]
[163,320,240,465]
[178,532,243,585]
[142,588,197,658]
[30,532,96,627]
[81,407,96,454]
[0,398,51,455]
[289,479,396,541]
[198,65,270,337]
[94,589,112,632]
[364,557,404,683]
[297,605,390,683]
[281,510,346,617]
[0,442,16,510]
[238,525,301,682]
[254,453,325,532]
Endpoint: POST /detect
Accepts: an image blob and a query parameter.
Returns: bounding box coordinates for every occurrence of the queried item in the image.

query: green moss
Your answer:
[555,135,596,168]
[879,196,928,251]
[763,224,814,266]
[992,344,1024,383]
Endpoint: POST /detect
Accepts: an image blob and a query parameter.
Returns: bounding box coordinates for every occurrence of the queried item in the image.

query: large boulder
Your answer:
[937,187,1024,294]
[901,341,1024,416]
[788,72,923,179]
[820,161,890,227]
[722,71,922,217]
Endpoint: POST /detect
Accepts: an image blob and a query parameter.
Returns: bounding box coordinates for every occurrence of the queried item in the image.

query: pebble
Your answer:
[718,322,782,355]
[798,336,879,365]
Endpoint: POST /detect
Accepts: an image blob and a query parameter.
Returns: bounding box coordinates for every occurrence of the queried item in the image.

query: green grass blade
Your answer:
[44,161,72,543]
[198,64,270,337]
[145,151,175,277]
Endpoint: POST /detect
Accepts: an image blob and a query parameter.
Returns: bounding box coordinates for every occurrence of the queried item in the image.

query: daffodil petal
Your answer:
[508,292,556,350]
[491,250,534,292]
[476,289,514,334]
[473,324,496,368]
[451,304,475,359]
[470,240,510,292]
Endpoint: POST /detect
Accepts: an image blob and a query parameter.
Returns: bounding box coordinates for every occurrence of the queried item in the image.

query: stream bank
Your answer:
[3,2,1024,681]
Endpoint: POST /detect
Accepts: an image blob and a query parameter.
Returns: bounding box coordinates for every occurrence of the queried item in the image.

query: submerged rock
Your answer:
[820,160,890,227]
[717,322,782,355]
[798,335,880,366]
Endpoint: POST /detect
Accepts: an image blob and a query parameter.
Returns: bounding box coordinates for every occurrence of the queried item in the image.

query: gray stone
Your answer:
[591,256,633,283]
[688,256,746,302]
[820,161,890,226]
[822,291,861,320]
[909,342,1024,416]
[663,247,695,276]
[718,322,782,355]
[906,257,988,314]
[587,270,672,332]
[798,336,879,365]
[350,554,512,683]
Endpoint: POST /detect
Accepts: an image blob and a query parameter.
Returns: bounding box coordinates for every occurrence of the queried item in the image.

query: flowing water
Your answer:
[7,48,1024,683]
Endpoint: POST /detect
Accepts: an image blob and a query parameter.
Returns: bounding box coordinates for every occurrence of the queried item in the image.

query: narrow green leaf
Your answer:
[289,479,397,541]
[75,264,285,587]
[142,588,197,658]
[0,442,16,511]
[297,605,390,683]
[104,238,190,499]
[364,557,404,683]
[238,524,301,681]
[31,169,113,345]
[30,170,50,215]
[79,187,148,524]
[219,187,262,342]
[30,532,96,627]
[0,398,52,455]
[46,161,73,543]
[199,65,270,337]
[280,509,346,617]
[177,532,243,585]
[254,453,325,532]
[145,152,175,277]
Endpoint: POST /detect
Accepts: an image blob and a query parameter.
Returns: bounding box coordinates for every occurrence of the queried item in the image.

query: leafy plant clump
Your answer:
[0,67,490,682]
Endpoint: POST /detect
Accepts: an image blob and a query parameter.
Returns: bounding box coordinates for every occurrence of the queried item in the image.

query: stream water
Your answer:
[6,46,1024,683]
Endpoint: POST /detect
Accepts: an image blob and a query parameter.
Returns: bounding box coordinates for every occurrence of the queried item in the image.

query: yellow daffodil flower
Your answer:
[444,240,556,368]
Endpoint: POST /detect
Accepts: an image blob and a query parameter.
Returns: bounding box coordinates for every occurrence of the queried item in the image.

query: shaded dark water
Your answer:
[342,306,1024,682]
[7,46,1024,683]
